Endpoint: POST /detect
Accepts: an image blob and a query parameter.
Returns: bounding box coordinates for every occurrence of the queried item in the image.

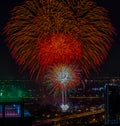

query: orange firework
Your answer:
[4,0,114,80]
[37,34,82,72]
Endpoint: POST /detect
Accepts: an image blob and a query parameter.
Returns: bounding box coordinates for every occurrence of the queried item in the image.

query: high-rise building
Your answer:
[105,84,120,125]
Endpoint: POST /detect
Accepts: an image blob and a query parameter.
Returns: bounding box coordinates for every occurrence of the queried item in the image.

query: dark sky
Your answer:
[0,0,120,80]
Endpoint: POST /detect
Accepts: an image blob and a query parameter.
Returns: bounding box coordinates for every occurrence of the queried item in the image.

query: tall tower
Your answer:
[105,84,120,125]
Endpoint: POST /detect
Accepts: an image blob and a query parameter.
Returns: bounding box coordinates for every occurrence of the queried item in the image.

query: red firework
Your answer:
[3,0,115,81]
[37,34,82,73]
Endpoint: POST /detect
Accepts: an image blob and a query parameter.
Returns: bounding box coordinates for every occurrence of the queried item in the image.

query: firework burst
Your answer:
[37,34,82,72]
[4,0,114,80]
[44,64,80,94]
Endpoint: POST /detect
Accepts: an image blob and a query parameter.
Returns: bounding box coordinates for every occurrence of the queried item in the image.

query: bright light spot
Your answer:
[60,104,69,112]
[57,67,72,85]
[0,92,2,96]
[0,90,3,96]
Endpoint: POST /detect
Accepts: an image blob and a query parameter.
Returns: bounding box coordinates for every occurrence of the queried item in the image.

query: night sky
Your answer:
[0,0,120,80]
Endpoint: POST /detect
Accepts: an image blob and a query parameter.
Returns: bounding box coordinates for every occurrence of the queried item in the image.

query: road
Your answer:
[33,109,105,126]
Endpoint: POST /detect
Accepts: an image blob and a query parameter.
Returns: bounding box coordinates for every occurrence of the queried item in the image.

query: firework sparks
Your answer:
[44,64,80,93]
[4,0,114,80]
[37,34,82,72]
